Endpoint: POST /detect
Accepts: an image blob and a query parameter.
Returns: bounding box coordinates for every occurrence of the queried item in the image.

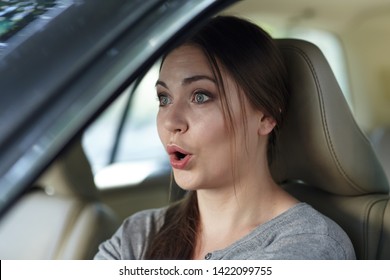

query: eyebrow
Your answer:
[182,75,216,85]
[155,75,216,88]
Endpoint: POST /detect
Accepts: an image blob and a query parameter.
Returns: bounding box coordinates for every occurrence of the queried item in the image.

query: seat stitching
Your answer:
[372,198,388,259]
[281,45,368,193]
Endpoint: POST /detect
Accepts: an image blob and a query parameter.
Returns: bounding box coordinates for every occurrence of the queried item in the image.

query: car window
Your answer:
[82,62,167,188]
[114,64,165,164]
[0,0,73,56]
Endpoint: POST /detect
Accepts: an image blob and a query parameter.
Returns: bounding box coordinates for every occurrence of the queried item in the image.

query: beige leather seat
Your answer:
[378,200,390,258]
[370,126,390,183]
[0,139,120,259]
[272,39,390,259]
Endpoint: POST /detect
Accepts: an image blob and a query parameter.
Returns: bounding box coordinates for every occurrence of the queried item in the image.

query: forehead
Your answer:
[159,45,213,80]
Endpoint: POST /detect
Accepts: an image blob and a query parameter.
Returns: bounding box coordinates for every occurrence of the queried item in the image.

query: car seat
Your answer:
[0,138,120,259]
[370,126,390,183]
[271,39,390,259]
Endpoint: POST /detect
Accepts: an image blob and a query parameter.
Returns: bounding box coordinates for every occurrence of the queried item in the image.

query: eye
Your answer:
[193,91,211,104]
[157,94,171,107]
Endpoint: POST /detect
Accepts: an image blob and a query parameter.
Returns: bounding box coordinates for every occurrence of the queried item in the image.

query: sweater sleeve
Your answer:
[94,223,124,260]
[94,208,166,260]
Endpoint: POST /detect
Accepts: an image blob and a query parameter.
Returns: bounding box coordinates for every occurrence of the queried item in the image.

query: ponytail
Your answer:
[145,192,199,259]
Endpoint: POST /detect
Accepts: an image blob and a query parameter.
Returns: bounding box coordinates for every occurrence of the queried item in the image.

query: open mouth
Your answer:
[174,151,187,161]
[167,145,192,169]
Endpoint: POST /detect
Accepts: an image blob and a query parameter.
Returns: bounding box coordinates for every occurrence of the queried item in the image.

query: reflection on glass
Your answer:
[0,0,57,42]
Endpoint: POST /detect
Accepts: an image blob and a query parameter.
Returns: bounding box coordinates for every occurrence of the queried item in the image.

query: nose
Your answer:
[160,102,189,134]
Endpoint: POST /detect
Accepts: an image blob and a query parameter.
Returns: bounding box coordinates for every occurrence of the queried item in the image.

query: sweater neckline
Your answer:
[204,202,308,259]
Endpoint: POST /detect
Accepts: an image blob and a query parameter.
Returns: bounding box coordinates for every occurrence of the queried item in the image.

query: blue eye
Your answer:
[193,92,210,104]
[157,94,171,106]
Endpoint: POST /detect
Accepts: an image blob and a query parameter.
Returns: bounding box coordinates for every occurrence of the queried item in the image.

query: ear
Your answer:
[257,114,277,136]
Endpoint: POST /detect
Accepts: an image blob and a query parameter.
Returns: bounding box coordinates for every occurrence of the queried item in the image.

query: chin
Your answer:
[173,171,202,191]
[174,179,198,191]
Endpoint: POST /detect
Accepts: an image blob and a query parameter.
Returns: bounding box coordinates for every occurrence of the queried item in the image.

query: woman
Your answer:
[95,16,355,260]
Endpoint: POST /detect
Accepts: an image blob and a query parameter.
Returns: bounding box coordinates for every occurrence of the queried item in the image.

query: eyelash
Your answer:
[156,90,214,107]
[156,93,171,107]
[192,90,212,104]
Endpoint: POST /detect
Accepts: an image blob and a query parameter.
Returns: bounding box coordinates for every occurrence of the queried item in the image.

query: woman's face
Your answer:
[156,45,265,191]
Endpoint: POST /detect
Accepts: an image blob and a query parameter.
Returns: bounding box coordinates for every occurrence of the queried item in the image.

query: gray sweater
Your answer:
[94,203,355,260]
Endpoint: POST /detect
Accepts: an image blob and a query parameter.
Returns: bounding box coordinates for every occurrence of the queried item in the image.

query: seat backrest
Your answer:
[0,139,120,259]
[271,39,390,259]
[370,126,390,183]
[378,200,390,259]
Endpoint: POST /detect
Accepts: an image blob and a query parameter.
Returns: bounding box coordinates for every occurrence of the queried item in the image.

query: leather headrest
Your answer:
[37,139,98,200]
[271,39,389,196]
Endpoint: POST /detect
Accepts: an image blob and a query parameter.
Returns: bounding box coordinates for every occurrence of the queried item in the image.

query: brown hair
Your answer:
[145,15,289,259]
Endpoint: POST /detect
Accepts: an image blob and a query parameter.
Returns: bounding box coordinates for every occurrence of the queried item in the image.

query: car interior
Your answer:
[271,39,389,259]
[0,138,120,259]
[0,0,390,260]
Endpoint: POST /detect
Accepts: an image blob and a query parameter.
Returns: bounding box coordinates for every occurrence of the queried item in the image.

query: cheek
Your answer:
[156,112,166,143]
[195,111,227,138]
[195,117,232,160]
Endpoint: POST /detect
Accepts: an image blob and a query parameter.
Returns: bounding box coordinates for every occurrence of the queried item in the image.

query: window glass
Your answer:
[82,90,128,174]
[82,63,166,188]
[0,0,57,41]
[114,64,165,164]
[0,0,73,56]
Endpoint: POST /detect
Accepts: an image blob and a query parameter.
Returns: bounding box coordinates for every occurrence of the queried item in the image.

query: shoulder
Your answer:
[259,203,356,259]
[122,207,167,232]
[277,203,350,241]
[94,207,167,260]
[119,207,167,245]
[224,203,356,260]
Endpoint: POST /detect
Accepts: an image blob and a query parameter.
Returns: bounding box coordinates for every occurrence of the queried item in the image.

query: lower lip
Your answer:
[169,154,192,170]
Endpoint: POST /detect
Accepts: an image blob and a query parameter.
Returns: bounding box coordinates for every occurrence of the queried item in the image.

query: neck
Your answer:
[192,167,297,259]
[196,173,278,231]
